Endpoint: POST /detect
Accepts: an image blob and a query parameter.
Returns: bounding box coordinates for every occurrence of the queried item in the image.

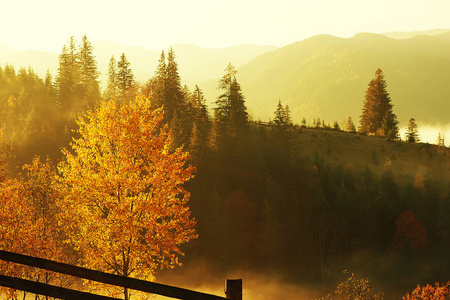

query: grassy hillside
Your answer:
[202,33,450,127]
[285,126,442,187]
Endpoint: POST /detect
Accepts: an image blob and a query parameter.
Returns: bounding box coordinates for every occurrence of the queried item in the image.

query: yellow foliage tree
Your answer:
[57,96,197,299]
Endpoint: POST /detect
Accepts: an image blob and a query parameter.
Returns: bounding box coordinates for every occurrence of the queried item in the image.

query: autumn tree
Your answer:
[403,282,450,300]
[57,95,197,300]
[317,270,383,300]
[404,118,420,143]
[359,69,398,138]
[391,210,429,253]
[0,155,68,298]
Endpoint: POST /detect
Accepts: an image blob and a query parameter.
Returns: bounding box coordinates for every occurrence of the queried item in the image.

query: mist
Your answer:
[153,262,321,300]
[399,123,450,145]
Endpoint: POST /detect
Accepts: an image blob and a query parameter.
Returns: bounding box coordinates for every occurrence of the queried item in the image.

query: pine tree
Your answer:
[214,63,248,139]
[346,116,356,133]
[116,53,135,103]
[301,118,307,128]
[285,105,292,126]
[78,35,100,107]
[54,37,81,113]
[406,118,420,143]
[55,36,100,113]
[165,48,185,122]
[152,50,167,110]
[104,56,118,100]
[190,86,210,145]
[273,100,287,126]
[360,69,398,137]
[437,132,446,154]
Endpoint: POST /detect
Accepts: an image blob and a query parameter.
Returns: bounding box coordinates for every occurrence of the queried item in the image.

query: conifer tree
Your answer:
[55,36,100,113]
[285,105,292,126]
[214,63,248,139]
[359,69,398,137]
[406,118,420,143]
[152,50,167,110]
[104,56,118,100]
[273,100,287,126]
[116,53,135,103]
[78,35,100,107]
[346,116,356,133]
[54,37,81,113]
[165,48,185,122]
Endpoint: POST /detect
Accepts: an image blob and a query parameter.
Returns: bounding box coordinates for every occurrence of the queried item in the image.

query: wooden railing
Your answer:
[0,250,242,300]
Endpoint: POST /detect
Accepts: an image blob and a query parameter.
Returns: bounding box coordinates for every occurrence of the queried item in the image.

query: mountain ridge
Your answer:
[200,30,450,128]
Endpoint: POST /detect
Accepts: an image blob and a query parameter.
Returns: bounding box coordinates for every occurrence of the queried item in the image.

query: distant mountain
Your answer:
[382,29,450,39]
[201,32,450,126]
[0,47,59,77]
[0,42,277,90]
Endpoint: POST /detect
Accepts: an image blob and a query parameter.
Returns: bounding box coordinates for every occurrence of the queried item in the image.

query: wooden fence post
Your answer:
[225,279,242,300]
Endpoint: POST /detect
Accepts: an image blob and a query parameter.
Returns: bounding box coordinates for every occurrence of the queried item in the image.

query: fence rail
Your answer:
[0,250,241,300]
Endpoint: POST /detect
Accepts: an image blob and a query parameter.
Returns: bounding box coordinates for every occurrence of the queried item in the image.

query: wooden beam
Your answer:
[0,250,226,300]
[0,274,120,300]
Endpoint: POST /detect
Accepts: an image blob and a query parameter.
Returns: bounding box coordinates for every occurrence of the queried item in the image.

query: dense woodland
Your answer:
[1,36,450,299]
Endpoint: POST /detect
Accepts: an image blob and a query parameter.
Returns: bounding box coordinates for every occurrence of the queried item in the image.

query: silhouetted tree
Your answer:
[214,63,248,139]
[406,118,420,143]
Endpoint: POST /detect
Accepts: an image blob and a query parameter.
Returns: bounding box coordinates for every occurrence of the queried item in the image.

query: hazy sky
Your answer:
[2,0,449,52]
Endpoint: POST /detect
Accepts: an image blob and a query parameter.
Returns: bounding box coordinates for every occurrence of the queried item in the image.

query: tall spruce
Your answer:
[214,63,248,139]
[359,69,398,137]
[54,37,81,113]
[55,36,100,113]
[78,35,100,107]
[116,53,135,103]
[152,50,167,110]
[189,86,210,161]
[165,48,185,122]
[104,56,118,100]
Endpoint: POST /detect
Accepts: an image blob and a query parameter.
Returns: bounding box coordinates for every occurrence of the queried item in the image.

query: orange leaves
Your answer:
[403,282,450,300]
[57,95,197,284]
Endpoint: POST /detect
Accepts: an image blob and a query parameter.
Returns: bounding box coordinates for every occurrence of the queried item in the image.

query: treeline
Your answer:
[1,36,450,297]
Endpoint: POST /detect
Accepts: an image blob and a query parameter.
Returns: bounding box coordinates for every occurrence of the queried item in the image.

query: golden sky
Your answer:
[2,0,450,52]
